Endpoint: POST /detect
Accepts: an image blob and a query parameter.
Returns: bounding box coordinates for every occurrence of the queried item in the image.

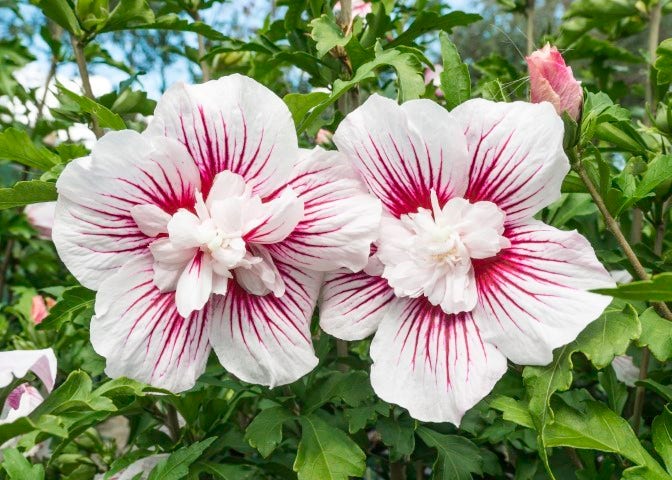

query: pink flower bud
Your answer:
[526,44,583,120]
[31,295,55,325]
[315,129,333,146]
[24,201,56,240]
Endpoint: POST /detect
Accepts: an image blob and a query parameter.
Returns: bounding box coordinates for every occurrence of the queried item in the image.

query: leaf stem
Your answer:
[165,404,181,442]
[188,9,211,82]
[70,35,102,138]
[573,160,672,320]
[525,0,535,55]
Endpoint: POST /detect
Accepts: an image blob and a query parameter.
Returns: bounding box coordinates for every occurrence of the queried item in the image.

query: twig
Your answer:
[164,404,181,442]
[189,10,211,82]
[390,460,407,480]
[525,0,535,55]
[646,1,663,118]
[0,240,14,301]
[70,35,102,138]
[631,348,651,434]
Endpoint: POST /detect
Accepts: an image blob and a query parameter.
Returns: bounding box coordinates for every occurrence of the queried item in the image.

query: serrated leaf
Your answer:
[57,83,126,130]
[438,32,470,109]
[574,303,640,368]
[636,307,672,361]
[38,286,95,331]
[309,15,351,58]
[147,438,216,480]
[652,404,672,473]
[0,448,45,480]
[387,11,481,48]
[416,427,482,480]
[377,415,415,460]
[293,415,366,480]
[0,128,60,170]
[595,273,672,301]
[244,406,294,458]
[199,463,256,480]
[31,0,82,36]
[489,396,534,429]
[100,0,154,32]
[283,92,330,128]
[117,13,230,41]
[0,181,56,210]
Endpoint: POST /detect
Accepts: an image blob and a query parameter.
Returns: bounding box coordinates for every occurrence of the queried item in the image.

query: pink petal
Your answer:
[267,147,382,272]
[472,220,614,365]
[369,297,507,424]
[333,95,470,218]
[24,202,56,240]
[319,268,395,341]
[90,255,211,392]
[451,99,568,225]
[31,296,49,325]
[54,132,200,290]
[145,75,299,198]
[208,261,322,387]
[0,349,57,392]
[1,385,44,424]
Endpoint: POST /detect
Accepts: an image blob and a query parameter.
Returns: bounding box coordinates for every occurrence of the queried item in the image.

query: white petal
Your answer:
[235,245,285,297]
[53,132,200,289]
[175,252,213,318]
[370,298,507,424]
[206,170,248,207]
[145,75,298,198]
[268,148,382,272]
[208,261,322,387]
[91,255,211,392]
[167,210,203,249]
[333,95,470,218]
[319,269,395,341]
[244,188,303,244]
[612,355,639,387]
[25,202,56,240]
[473,220,614,365]
[451,99,568,225]
[130,204,171,237]
[0,385,44,424]
[0,349,57,392]
[149,238,197,266]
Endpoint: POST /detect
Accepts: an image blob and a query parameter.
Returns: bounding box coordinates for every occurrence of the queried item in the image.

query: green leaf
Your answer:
[0,181,57,210]
[637,307,672,361]
[244,406,295,458]
[656,38,672,85]
[198,463,256,480]
[345,403,388,433]
[115,13,230,41]
[544,401,671,478]
[305,371,374,411]
[293,415,366,480]
[489,396,534,429]
[147,438,216,480]
[438,32,470,110]
[283,92,330,128]
[310,15,351,58]
[652,405,672,473]
[574,303,640,369]
[0,448,45,480]
[377,415,415,460]
[100,0,154,32]
[0,128,60,170]
[387,11,481,48]
[416,427,482,480]
[31,0,82,37]
[598,367,628,415]
[57,83,126,130]
[38,287,95,331]
[595,273,672,301]
[637,379,672,403]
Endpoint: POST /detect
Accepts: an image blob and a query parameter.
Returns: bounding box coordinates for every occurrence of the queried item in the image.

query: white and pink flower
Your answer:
[320,95,614,424]
[53,75,381,392]
[25,202,56,240]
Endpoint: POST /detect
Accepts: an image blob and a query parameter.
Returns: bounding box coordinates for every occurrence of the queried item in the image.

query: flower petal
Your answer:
[53,131,200,289]
[333,95,470,218]
[130,204,172,237]
[450,99,568,225]
[145,74,298,197]
[370,298,507,424]
[1,385,44,424]
[91,255,211,392]
[267,148,382,272]
[319,269,395,341]
[473,220,614,365]
[0,349,57,392]
[208,261,322,387]
[244,188,304,244]
[175,251,213,318]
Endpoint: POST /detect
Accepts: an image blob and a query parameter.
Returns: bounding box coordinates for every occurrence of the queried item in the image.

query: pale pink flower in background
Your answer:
[612,355,639,387]
[30,295,56,325]
[25,202,56,240]
[0,384,47,454]
[0,349,57,391]
[526,43,583,120]
[315,128,333,145]
[609,269,634,284]
[320,95,614,424]
[53,75,381,392]
[334,0,372,19]
[424,64,443,97]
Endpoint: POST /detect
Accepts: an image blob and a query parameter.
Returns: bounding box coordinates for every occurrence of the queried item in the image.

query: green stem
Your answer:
[390,460,407,480]
[70,35,102,138]
[165,404,181,442]
[525,0,535,55]
[189,10,211,81]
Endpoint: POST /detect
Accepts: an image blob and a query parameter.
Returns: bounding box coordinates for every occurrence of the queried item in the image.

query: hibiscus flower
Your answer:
[53,75,381,392]
[319,95,614,424]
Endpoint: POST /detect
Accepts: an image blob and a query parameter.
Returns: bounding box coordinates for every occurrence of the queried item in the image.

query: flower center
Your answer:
[377,191,510,315]
[131,170,304,317]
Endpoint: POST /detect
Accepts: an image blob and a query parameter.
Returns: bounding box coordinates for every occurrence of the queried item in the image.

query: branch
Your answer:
[70,35,103,138]
[525,0,535,55]
[188,10,211,82]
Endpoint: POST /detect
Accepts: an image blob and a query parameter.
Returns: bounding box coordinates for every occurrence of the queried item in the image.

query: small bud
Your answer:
[526,44,583,121]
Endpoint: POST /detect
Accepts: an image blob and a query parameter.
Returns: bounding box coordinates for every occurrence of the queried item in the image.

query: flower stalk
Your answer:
[70,35,102,138]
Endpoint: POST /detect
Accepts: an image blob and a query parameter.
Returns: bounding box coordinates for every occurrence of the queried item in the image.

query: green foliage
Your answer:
[416,426,483,480]
[0,128,60,171]
[0,181,57,210]
[438,32,470,110]
[244,406,295,458]
[596,273,672,301]
[147,438,216,480]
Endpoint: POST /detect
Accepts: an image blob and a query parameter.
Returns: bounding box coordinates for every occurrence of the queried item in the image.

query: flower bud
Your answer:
[526,44,583,120]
